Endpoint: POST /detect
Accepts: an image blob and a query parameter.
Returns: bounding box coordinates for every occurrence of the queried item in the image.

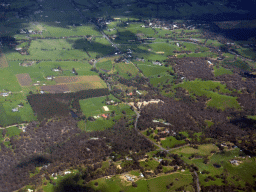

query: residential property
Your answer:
[103,106,109,111]
[152,61,163,66]
[12,108,19,112]
[1,93,9,97]
[102,114,108,119]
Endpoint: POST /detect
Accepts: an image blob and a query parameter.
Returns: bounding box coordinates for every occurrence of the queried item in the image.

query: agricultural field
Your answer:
[87,170,194,192]
[173,145,256,188]
[79,95,135,131]
[174,79,241,111]
[114,62,140,79]
[0,52,8,68]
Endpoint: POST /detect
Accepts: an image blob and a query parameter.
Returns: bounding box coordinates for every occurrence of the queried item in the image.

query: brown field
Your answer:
[67,83,93,92]
[16,73,32,86]
[41,85,69,93]
[0,52,8,68]
[55,75,102,84]
[67,81,106,92]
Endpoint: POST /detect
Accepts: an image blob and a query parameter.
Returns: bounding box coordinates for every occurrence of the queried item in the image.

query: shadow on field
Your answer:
[54,174,93,192]
[68,38,116,57]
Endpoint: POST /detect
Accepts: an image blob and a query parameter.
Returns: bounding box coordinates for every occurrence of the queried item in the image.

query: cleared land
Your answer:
[0,52,8,68]
[55,75,102,84]
[40,84,69,93]
[16,73,32,87]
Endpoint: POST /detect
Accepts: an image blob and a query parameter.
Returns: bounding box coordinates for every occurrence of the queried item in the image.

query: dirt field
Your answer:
[16,73,32,86]
[41,84,69,93]
[0,52,8,68]
[55,75,102,84]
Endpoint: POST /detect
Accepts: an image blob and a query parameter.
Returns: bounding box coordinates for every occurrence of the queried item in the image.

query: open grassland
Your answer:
[97,60,113,72]
[115,62,139,79]
[6,37,115,61]
[175,79,240,111]
[0,94,36,127]
[79,95,134,131]
[174,145,256,187]
[6,61,97,85]
[41,23,101,37]
[87,170,194,192]
[213,66,233,76]
[0,69,22,92]
[0,52,8,68]
[136,62,173,77]
[223,58,251,71]
[161,136,186,148]
[150,75,174,88]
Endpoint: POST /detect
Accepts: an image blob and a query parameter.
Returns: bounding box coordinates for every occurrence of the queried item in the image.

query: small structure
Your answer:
[12,108,18,112]
[103,106,109,111]
[64,171,71,175]
[152,61,162,66]
[136,90,142,95]
[207,61,213,65]
[1,93,9,97]
[52,68,60,72]
[18,103,24,108]
[102,114,108,119]
[176,43,180,47]
[230,160,239,165]
[40,91,45,94]
[46,76,54,80]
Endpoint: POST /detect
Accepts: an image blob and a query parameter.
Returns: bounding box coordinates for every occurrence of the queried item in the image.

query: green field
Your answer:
[115,62,139,79]
[175,79,241,111]
[97,60,113,72]
[213,66,233,76]
[161,136,186,148]
[79,95,135,131]
[87,170,194,192]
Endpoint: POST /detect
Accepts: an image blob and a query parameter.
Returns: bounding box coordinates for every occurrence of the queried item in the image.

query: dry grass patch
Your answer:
[41,84,69,93]
[16,73,32,86]
[0,52,8,68]
[55,75,102,84]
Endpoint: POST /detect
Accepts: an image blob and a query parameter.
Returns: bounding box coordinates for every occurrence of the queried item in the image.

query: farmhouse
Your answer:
[12,108,19,112]
[102,114,108,119]
[152,61,163,66]
[103,106,109,111]
[46,76,55,80]
[1,93,9,97]
[52,69,60,72]
[230,160,239,165]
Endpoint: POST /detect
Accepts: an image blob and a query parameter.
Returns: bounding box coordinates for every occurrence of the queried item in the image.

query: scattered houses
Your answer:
[152,61,163,66]
[1,93,9,97]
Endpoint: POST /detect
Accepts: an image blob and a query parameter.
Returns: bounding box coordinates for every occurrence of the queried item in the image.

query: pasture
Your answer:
[87,170,194,192]
[0,52,8,68]
[213,66,233,76]
[114,62,139,79]
[175,79,241,111]
[79,95,135,131]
